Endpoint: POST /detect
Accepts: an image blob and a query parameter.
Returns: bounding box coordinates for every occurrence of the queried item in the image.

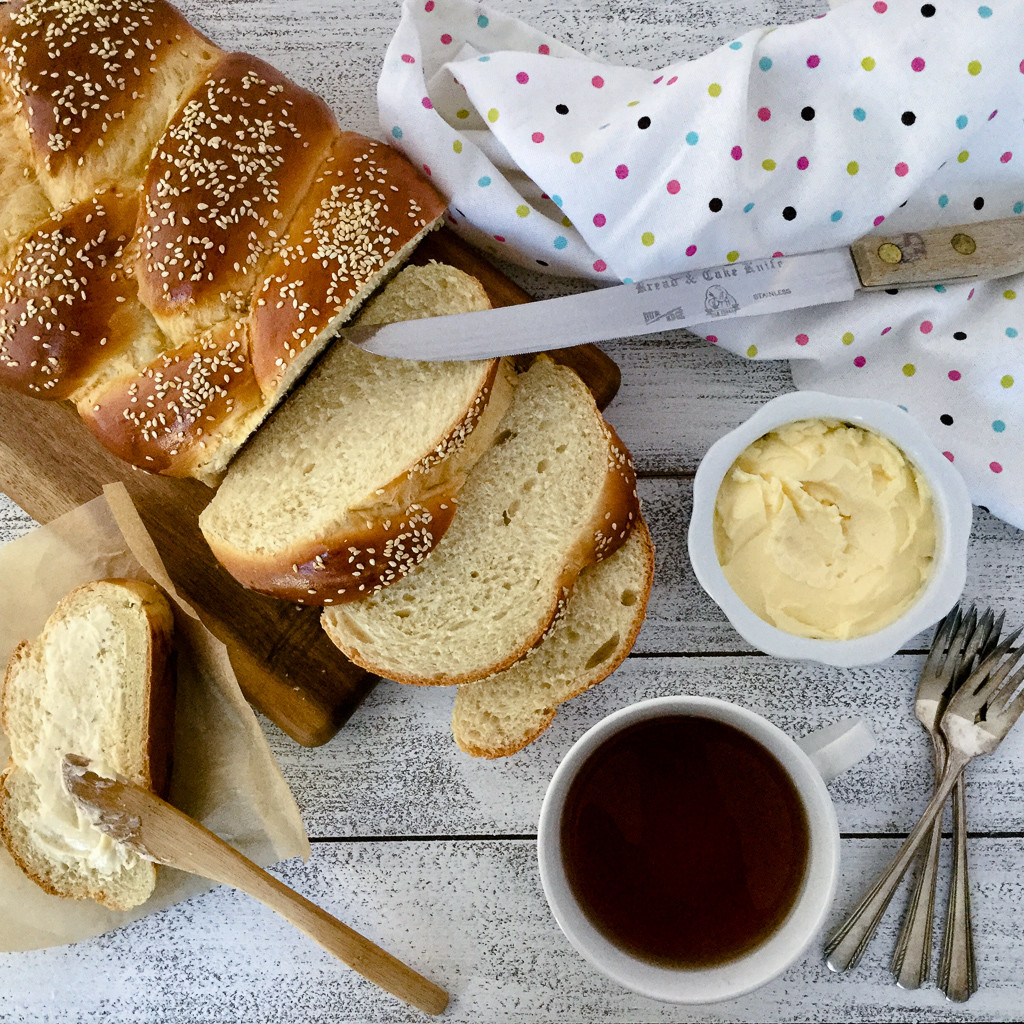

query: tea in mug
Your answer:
[559,714,811,968]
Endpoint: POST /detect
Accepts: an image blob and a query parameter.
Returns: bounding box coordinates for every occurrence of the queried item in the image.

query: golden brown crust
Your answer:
[0,191,139,398]
[249,132,447,395]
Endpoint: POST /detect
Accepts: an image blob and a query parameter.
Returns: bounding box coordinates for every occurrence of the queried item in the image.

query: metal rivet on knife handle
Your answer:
[850,216,1024,289]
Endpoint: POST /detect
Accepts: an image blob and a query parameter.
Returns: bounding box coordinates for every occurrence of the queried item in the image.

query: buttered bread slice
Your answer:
[321,356,640,685]
[199,263,516,606]
[0,579,175,912]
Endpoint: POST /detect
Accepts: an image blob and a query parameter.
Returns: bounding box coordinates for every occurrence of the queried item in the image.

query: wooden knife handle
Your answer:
[851,217,1024,289]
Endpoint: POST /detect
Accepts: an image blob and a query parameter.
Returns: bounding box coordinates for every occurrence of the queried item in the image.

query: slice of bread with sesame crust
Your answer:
[321,355,640,685]
[0,579,175,912]
[199,263,517,606]
[452,516,654,758]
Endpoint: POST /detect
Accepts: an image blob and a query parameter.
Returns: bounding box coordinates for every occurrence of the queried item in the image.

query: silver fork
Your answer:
[891,605,1001,990]
[825,623,1024,974]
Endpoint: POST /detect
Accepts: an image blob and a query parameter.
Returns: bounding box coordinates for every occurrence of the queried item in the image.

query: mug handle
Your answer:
[796,717,876,784]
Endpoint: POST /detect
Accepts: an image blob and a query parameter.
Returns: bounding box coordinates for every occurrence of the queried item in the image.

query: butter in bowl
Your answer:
[687,391,973,666]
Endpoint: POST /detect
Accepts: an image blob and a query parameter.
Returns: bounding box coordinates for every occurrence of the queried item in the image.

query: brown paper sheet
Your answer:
[0,483,311,952]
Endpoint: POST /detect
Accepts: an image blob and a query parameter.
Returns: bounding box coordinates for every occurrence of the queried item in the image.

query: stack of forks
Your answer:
[825,603,1024,1001]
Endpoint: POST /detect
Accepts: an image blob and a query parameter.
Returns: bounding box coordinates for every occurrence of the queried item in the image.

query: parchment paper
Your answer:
[0,483,311,952]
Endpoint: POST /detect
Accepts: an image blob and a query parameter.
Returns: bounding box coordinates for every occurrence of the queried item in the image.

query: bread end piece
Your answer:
[0,579,175,911]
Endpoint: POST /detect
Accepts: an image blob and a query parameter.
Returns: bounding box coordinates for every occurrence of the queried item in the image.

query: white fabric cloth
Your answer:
[379,0,1024,528]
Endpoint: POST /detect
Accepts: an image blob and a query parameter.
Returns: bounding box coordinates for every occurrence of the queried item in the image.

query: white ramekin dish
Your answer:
[687,390,973,666]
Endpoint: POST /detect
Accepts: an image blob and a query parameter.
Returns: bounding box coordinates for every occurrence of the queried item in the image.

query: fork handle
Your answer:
[890,814,943,988]
[824,750,971,973]
[939,775,979,1001]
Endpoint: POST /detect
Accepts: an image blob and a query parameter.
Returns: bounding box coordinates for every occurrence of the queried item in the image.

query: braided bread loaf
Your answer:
[0,0,446,483]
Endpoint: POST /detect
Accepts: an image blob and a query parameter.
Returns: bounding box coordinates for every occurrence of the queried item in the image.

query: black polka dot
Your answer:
[954,331,967,340]
[535,259,549,267]
[921,3,936,15]
[709,197,723,213]
[637,116,651,130]
[782,206,797,221]
[974,196,985,210]
[555,103,569,115]
[901,111,916,125]
[801,106,815,121]
[940,413,954,426]
[885,288,900,295]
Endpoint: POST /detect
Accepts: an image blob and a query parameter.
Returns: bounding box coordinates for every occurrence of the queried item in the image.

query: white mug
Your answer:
[537,696,875,1003]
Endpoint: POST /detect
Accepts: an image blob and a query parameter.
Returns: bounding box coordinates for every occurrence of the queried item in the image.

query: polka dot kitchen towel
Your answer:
[378,0,1024,528]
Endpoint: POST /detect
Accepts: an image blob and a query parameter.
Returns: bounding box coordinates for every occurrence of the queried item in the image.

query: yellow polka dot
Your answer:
[561,216,572,228]
[842,331,855,345]
[1004,289,1017,300]
[452,140,463,153]
[641,231,655,247]
[762,158,776,171]
[746,344,758,358]
[861,57,875,71]
[847,161,859,175]
[570,151,584,164]
[456,109,470,119]
[487,108,499,123]
[516,204,530,218]
[1002,374,1015,388]
[627,100,640,107]
[708,82,722,97]
[903,363,916,377]
[968,60,982,75]
[727,251,740,263]
[958,150,970,163]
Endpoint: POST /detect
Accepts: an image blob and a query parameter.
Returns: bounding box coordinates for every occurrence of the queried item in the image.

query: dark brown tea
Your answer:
[560,714,810,968]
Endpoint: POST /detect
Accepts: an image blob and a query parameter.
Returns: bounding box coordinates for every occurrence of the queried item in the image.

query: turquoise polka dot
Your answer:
[939,194,950,207]
[830,210,843,222]
[759,57,773,71]
[552,194,563,207]
[478,175,491,186]
[978,5,993,15]
[1015,201,1024,214]
[934,284,947,293]
[553,235,568,250]
[956,114,969,129]
[993,419,1006,432]
[478,55,490,62]
[686,131,699,145]
[477,14,490,26]
[729,40,743,50]
[743,202,755,212]
[853,107,866,121]
[391,126,403,139]
[622,278,634,284]
[1007,327,1019,338]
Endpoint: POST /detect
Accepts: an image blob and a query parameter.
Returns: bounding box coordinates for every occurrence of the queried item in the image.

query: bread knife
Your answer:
[346,217,1024,361]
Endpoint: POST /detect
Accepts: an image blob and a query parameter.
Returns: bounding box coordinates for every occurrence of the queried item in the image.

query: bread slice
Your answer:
[199,263,517,605]
[0,579,175,911]
[321,355,640,685]
[452,516,654,758]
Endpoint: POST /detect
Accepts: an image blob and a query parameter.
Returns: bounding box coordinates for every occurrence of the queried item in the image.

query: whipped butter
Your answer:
[712,417,936,640]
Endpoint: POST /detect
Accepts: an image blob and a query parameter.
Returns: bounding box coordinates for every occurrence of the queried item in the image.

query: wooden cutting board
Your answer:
[0,229,620,746]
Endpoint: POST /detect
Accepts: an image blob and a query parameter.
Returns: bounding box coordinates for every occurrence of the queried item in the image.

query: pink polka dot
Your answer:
[686,244,697,256]
[895,161,909,176]
[615,164,629,179]
[881,326,892,335]
[796,333,810,345]
[538,44,550,55]
[873,1,887,11]
[731,145,743,160]
[593,259,607,272]
[854,355,867,367]
[421,97,433,109]
[757,107,772,121]
[401,53,416,64]
[706,335,719,344]
[989,109,999,120]
[493,235,505,242]
[424,0,434,9]
[531,131,544,143]
[1020,59,1024,73]
[592,75,605,88]
[516,71,529,84]
[807,55,820,68]
[593,213,607,227]
[968,288,976,300]
[440,33,452,45]
[948,370,962,381]
[873,215,886,227]
[772,251,784,258]
[653,76,663,84]
[991,462,1004,473]
[797,156,809,170]
[943,451,955,462]
[667,76,679,86]
[1002,151,1014,163]
[666,179,681,194]
[920,320,933,334]
[422,164,431,175]
[911,57,926,72]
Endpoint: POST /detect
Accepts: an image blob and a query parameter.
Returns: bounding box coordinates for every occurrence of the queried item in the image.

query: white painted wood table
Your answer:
[2,1,1024,1021]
